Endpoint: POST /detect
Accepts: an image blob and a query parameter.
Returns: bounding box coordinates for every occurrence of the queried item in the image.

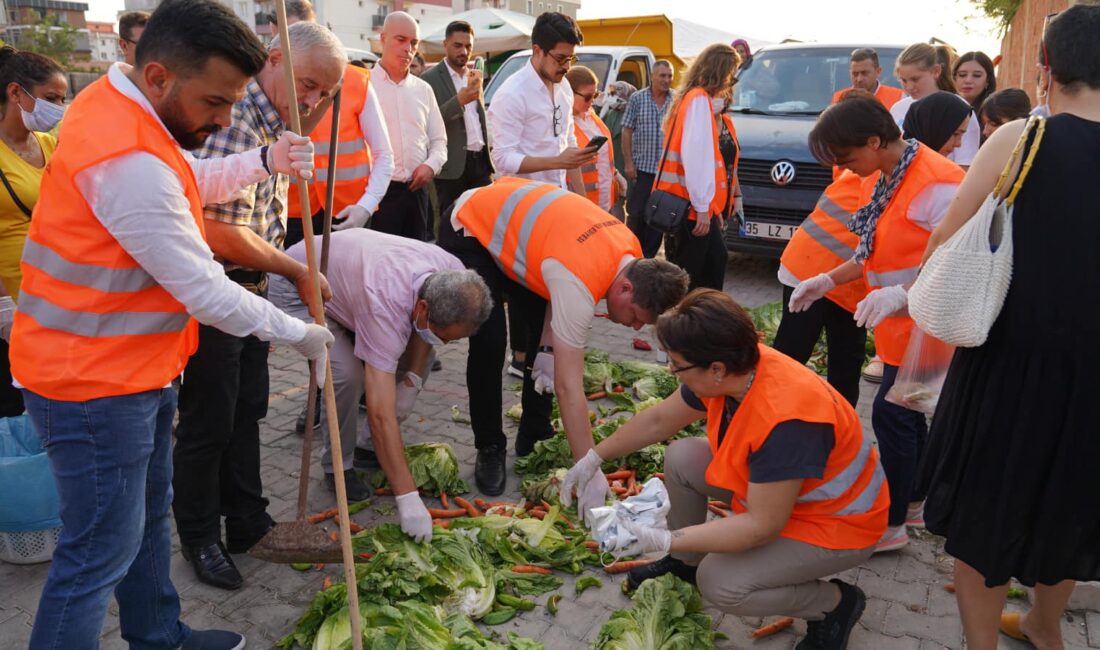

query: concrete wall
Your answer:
[996,0,1071,102]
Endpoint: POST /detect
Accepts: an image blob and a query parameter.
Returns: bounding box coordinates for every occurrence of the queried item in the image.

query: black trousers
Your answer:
[172,319,273,548]
[371,181,431,241]
[283,209,325,249]
[625,170,664,258]
[0,339,23,417]
[437,206,554,452]
[874,363,928,526]
[772,285,867,407]
[668,216,728,291]
[433,149,492,217]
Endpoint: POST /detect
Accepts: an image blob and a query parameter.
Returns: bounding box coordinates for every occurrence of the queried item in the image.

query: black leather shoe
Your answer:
[353,446,381,471]
[625,554,697,592]
[475,446,507,496]
[182,542,243,591]
[795,579,866,650]
[325,469,371,501]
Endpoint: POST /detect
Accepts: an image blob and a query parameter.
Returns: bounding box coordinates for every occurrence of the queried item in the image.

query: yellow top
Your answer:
[0,131,57,299]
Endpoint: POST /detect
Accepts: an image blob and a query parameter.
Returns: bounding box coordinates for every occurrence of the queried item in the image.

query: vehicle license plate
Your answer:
[740,220,796,240]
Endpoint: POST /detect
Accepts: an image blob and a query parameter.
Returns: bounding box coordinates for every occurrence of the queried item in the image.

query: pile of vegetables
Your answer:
[747,302,876,375]
[369,442,469,497]
[590,574,725,649]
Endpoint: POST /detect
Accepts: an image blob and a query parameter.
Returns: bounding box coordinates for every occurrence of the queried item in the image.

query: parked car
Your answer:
[345,47,379,67]
[726,43,904,257]
[484,46,655,107]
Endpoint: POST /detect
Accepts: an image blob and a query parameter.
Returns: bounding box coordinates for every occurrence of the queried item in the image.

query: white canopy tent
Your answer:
[415,8,537,57]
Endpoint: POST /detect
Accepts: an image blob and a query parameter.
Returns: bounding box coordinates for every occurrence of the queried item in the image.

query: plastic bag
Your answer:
[885,328,956,415]
[0,415,61,532]
[588,477,670,556]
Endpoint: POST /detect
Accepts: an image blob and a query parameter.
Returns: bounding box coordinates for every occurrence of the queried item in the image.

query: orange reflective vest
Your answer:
[831,83,904,110]
[703,345,889,550]
[573,109,616,211]
[454,177,641,301]
[779,170,875,313]
[11,77,202,401]
[865,144,964,365]
[653,87,738,220]
[288,64,372,219]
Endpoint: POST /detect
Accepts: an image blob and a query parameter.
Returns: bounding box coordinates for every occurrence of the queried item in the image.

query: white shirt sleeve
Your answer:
[185,147,269,206]
[907,182,960,231]
[949,111,981,166]
[564,85,578,149]
[486,89,528,175]
[681,94,717,214]
[890,96,912,128]
[356,84,394,214]
[541,258,596,350]
[75,151,307,344]
[424,90,448,175]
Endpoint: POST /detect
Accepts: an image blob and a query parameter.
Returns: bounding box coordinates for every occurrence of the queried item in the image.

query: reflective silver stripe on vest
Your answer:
[313,138,368,156]
[584,183,599,192]
[834,460,885,516]
[581,164,598,173]
[487,182,543,263]
[798,436,873,503]
[510,188,571,279]
[658,171,687,186]
[865,266,919,288]
[314,162,371,183]
[817,194,853,225]
[18,292,190,337]
[801,217,855,259]
[22,239,156,294]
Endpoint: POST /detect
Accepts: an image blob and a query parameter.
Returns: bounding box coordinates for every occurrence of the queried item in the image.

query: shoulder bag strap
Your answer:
[991,116,1045,204]
[0,165,33,219]
[1005,118,1046,206]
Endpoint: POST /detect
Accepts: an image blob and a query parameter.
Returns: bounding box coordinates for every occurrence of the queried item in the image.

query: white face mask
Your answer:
[1031,67,1052,118]
[413,309,444,346]
[19,86,65,132]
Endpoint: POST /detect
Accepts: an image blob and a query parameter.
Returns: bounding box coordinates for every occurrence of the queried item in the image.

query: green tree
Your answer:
[19,14,78,65]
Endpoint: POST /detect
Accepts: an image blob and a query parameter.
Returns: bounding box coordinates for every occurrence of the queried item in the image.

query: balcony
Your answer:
[371,14,386,29]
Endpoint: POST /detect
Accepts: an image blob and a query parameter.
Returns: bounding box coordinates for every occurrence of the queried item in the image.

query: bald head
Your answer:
[380,11,420,79]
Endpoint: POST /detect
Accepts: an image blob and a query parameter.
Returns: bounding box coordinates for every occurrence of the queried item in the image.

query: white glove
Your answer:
[394,372,422,423]
[268,131,315,180]
[332,204,372,231]
[0,296,13,342]
[613,520,672,557]
[395,491,433,543]
[788,273,835,313]
[854,285,908,328]
[290,324,334,386]
[532,351,555,395]
[560,448,610,526]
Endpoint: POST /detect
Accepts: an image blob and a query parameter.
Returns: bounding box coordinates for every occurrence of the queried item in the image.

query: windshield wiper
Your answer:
[730,107,773,115]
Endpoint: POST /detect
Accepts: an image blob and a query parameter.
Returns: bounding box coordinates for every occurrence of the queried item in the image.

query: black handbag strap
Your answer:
[0,166,32,219]
[651,103,679,192]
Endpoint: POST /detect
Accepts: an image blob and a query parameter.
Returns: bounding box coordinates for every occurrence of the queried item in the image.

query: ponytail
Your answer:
[0,45,65,106]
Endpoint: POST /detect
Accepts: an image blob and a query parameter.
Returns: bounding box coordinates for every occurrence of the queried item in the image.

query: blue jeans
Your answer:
[25,388,190,650]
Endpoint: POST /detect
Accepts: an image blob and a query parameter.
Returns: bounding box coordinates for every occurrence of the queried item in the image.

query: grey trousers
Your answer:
[665,437,874,621]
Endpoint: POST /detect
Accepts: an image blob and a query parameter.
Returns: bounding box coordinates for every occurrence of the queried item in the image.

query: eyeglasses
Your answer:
[120,37,137,45]
[577,90,602,103]
[667,360,699,375]
[548,52,578,67]
[552,104,562,137]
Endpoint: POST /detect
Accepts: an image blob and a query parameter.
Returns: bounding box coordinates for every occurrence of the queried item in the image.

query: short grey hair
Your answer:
[419,270,493,330]
[269,21,344,62]
[654,59,674,72]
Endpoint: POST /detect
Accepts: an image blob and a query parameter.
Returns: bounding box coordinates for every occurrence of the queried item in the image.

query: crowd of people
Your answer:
[2,0,1097,648]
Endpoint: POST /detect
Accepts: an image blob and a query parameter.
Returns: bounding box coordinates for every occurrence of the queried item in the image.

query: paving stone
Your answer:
[856,567,930,610]
[849,626,921,650]
[0,610,33,648]
[882,601,964,648]
[1087,611,1100,647]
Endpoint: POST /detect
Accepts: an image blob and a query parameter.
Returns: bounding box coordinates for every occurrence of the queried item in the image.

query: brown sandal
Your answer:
[1000,612,1032,644]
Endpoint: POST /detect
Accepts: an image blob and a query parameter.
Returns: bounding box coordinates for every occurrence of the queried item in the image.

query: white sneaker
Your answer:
[873,525,909,554]
[906,501,926,529]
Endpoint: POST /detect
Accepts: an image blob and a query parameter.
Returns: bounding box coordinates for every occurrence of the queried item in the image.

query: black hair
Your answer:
[809,92,901,166]
[135,0,268,78]
[850,47,880,68]
[903,92,972,152]
[953,51,997,109]
[656,289,760,375]
[0,46,64,107]
[118,11,150,42]
[445,20,474,39]
[979,88,1031,125]
[531,12,582,53]
[1042,5,1100,93]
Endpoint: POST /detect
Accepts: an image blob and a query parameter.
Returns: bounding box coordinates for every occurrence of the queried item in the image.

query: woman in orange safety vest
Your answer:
[561,289,887,649]
[788,94,963,554]
[653,43,742,291]
[566,65,626,213]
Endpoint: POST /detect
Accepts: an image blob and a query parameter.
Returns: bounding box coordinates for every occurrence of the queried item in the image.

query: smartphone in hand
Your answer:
[586,135,609,150]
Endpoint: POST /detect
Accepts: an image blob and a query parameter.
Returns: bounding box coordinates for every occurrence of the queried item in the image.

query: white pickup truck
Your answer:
[484,46,656,107]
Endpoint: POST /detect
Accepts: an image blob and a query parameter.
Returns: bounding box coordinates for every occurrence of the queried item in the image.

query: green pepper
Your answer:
[575,576,602,595]
[290,563,312,571]
[1007,587,1028,599]
[546,593,561,616]
[482,607,517,625]
[496,593,536,611]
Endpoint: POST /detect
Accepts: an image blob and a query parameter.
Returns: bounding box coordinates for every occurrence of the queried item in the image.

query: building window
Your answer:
[526,0,532,12]
[557,4,562,11]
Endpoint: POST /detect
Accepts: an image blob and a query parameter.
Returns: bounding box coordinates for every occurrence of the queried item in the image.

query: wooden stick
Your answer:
[273,3,361,648]
[319,89,340,274]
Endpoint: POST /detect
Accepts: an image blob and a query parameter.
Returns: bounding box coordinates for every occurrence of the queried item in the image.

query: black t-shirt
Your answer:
[679,384,835,483]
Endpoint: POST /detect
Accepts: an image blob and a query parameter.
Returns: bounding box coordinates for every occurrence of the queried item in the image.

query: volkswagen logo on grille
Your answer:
[771,161,797,186]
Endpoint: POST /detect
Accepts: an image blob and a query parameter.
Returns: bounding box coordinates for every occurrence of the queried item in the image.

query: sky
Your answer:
[85,0,1005,56]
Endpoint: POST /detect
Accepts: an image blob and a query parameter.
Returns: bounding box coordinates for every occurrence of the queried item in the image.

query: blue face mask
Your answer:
[19,86,64,132]
[414,309,444,346]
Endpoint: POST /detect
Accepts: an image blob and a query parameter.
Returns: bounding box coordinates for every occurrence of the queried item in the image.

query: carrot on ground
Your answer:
[474,497,488,510]
[604,470,632,482]
[944,583,956,593]
[610,486,628,496]
[322,576,333,589]
[357,552,374,560]
[440,492,449,509]
[584,541,600,550]
[313,563,325,571]
[586,390,607,401]
[328,531,338,542]
[528,509,546,520]
[540,499,553,511]
[626,475,636,494]
[454,496,481,517]
[432,519,452,529]
[375,487,394,496]
[511,565,552,575]
[752,617,794,638]
[427,508,468,518]
[307,508,338,524]
[604,560,653,574]
[348,522,365,533]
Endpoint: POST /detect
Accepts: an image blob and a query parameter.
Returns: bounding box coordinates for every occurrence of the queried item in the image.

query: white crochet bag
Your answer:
[909,116,1046,348]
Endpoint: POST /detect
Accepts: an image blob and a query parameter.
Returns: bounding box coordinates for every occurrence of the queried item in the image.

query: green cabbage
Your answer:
[520,468,568,505]
[590,574,725,649]
[370,442,469,496]
[583,350,616,393]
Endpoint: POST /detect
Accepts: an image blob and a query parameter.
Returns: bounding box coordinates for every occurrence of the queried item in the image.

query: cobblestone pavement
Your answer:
[2,253,1097,649]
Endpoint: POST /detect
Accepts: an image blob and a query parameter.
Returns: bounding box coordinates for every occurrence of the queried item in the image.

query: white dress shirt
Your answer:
[445,61,485,152]
[68,64,306,345]
[353,82,396,213]
[372,64,447,183]
[487,61,577,188]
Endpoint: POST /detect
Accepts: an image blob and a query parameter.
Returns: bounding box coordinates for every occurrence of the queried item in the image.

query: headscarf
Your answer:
[848,139,921,262]
[902,92,973,153]
[606,81,637,111]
